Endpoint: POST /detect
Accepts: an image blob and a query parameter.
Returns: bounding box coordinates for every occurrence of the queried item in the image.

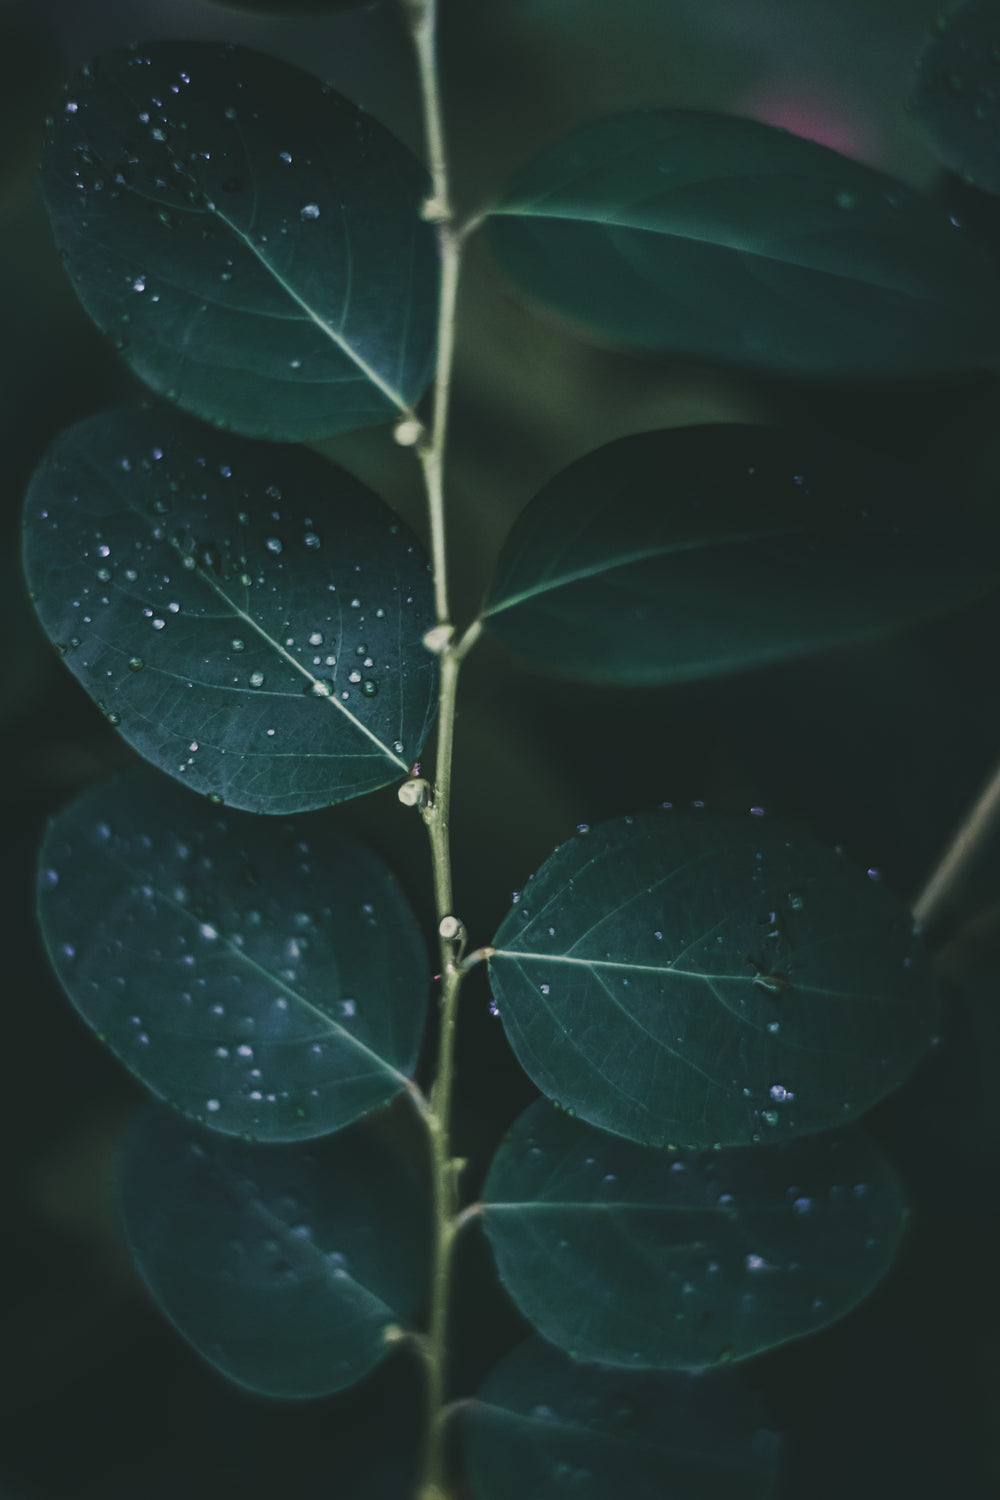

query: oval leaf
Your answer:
[488,808,940,1148]
[23,407,437,812]
[486,109,1000,378]
[121,1105,430,1396]
[482,1099,907,1369]
[464,1336,780,1500]
[38,770,429,1140]
[912,1,1000,198]
[482,425,999,684]
[42,41,438,439]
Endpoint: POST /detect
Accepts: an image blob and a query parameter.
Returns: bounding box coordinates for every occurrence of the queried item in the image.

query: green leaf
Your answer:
[486,109,1000,378]
[488,807,940,1148]
[482,425,1000,684]
[23,406,437,813]
[41,41,438,440]
[482,1100,907,1369]
[911,1,1000,198]
[464,1336,780,1500]
[38,770,429,1141]
[120,1105,430,1397]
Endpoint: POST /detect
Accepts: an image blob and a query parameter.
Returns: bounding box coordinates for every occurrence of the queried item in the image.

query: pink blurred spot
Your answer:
[734,89,885,166]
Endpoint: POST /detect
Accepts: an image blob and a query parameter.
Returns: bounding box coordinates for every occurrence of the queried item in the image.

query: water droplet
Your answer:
[206,1098,221,1113]
[745,1253,769,1272]
[128,656,144,672]
[300,203,320,220]
[249,672,264,688]
[303,532,320,551]
[339,999,356,1018]
[577,823,590,834]
[788,891,804,910]
[279,150,292,164]
[361,680,378,697]
[762,1110,780,1127]
[769,1084,789,1102]
[224,106,238,120]
[151,617,165,630]
[792,1196,812,1214]
[307,679,333,698]
[231,638,245,652]
[265,537,283,555]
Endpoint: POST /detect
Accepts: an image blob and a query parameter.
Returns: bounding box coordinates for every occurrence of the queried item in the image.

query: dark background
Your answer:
[1,0,999,1495]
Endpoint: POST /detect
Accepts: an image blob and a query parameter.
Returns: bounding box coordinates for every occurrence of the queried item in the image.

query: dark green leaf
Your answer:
[482,1100,906,1368]
[488,808,940,1148]
[487,109,1000,378]
[464,1336,780,1500]
[120,1105,430,1397]
[38,770,429,1140]
[23,407,437,813]
[482,425,1000,684]
[42,41,438,439]
[911,1,1000,198]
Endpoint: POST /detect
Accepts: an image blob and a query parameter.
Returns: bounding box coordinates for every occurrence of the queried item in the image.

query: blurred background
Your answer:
[1,0,999,1495]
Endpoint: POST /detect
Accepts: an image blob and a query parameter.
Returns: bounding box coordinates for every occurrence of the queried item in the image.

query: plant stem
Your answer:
[407,0,461,630]
[913,751,1000,933]
[422,226,461,628]
[401,3,471,1495]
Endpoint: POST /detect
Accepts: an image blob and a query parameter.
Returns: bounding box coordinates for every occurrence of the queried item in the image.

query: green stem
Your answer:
[418,966,464,1500]
[406,0,461,630]
[912,749,1000,934]
[400,3,471,1496]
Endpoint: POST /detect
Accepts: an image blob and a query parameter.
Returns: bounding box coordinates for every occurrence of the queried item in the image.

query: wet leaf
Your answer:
[22,407,437,813]
[482,1100,906,1368]
[42,41,438,439]
[488,807,940,1148]
[482,425,1000,684]
[38,770,429,1141]
[486,109,1000,377]
[911,0,1000,198]
[464,1336,780,1500]
[121,1105,430,1396]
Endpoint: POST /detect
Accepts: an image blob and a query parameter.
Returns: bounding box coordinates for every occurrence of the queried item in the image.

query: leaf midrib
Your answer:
[483,522,806,617]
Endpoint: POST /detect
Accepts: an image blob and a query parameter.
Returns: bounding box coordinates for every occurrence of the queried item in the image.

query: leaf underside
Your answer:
[487,108,1000,377]
[488,807,940,1148]
[482,1099,906,1369]
[464,1336,780,1500]
[121,1105,431,1397]
[42,41,439,439]
[482,424,999,685]
[38,770,429,1140]
[23,406,437,813]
